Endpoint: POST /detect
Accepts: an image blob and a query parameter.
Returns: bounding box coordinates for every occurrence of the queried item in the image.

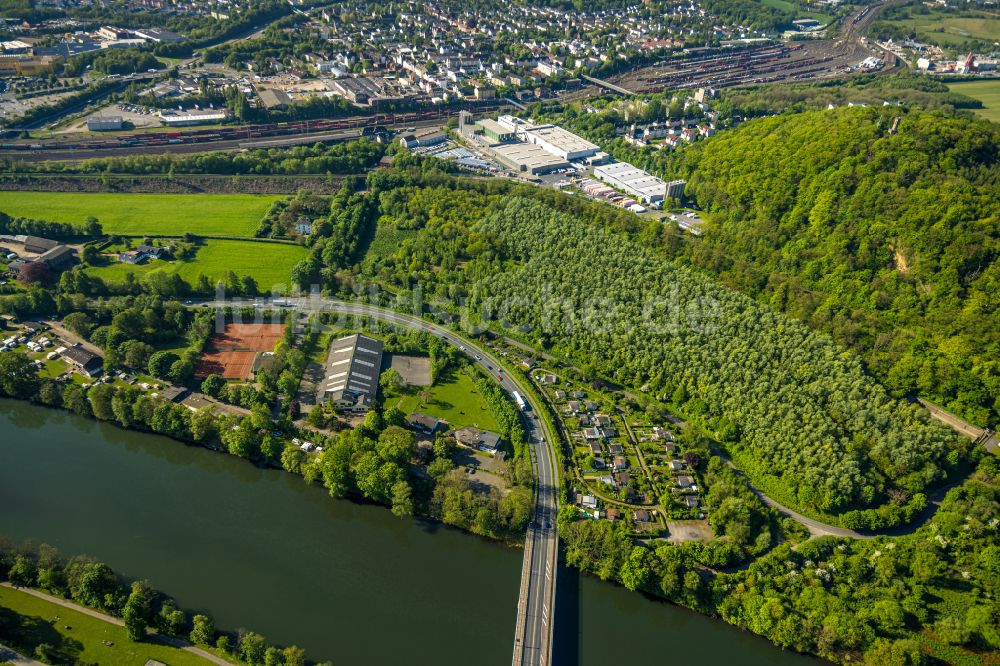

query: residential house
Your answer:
[633,509,650,522]
[676,475,694,488]
[453,426,503,453]
[407,412,442,435]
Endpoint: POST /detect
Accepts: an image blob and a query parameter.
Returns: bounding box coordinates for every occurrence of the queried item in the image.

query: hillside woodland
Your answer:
[678,108,999,429]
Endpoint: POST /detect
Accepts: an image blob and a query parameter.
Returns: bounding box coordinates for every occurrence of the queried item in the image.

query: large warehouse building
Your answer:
[593,161,669,204]
[323,334,384,413]
[492,141,569,175]
[522,123,599,161]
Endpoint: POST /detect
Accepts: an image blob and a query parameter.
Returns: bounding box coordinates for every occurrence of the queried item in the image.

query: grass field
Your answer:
[947,80,1000,123]
[87,239,307,289]
[0,192,281,236]
[885,10,1000,46]
[395,368,500,431]
[0,586,214,666]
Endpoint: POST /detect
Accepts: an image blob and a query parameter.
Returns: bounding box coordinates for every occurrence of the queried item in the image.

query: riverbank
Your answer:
[0,584,221,666]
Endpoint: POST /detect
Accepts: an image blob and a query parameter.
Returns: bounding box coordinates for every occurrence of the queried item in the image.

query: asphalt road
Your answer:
[203,296,559,666]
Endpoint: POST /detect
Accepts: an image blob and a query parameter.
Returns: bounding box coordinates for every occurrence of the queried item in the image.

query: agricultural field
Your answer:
[0,192,281,237]
[883,9,1000,46]
[395,368,500,432]
[948,79,1000,123]
[0,586,215,666]
[86,239,307,290]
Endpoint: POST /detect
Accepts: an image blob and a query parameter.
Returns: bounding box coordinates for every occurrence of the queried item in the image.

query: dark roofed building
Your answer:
[453,426,502,453]
[60,344,102,377]
[159,386,189,402]
[323,333,384,413]
[37,245,76,270]
[407,412,442,435]
[23,236,60,254]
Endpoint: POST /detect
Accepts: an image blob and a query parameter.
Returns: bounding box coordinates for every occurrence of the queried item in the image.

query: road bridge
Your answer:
[581,74,635,96]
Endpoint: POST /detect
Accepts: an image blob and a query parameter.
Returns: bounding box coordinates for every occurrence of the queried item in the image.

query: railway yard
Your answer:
[611,1,901,94]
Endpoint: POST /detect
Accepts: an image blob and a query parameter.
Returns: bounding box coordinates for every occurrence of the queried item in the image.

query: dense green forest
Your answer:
[354,178,964,528]
[472,197,962,526]
[675,108,999,429]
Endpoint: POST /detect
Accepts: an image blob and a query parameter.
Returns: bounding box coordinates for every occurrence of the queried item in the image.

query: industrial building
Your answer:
[87,115,123,131]
[522,123,599,161]
[593,161,668,204]
[665,179,686,201]
[323,334,384,413]
[159,111,228,127]
[491,141,569,175]
[258,88,291,110]
[477,118,516,143]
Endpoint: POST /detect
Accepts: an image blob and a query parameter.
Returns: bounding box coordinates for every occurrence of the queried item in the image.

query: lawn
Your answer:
[947,80,1000,123]
[87,239,307,291]
[395,368,500,431]
[0,192,282,237]
[0,586,214,666]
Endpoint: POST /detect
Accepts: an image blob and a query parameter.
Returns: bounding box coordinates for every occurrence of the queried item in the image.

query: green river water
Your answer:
[0,399,816,665]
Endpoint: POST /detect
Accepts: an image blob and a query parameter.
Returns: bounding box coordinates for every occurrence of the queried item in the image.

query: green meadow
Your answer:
[0,586,216,666]
[395,369,501,432]
[948,79,1000,123]
[0,192,281,236]
[87,240,307,289]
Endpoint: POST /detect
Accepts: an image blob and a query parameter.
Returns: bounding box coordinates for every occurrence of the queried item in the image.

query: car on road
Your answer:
[475,354,481,360]
[459,345,466,351]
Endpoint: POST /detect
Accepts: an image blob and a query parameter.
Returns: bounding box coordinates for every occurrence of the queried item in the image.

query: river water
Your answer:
[0,399,815,665]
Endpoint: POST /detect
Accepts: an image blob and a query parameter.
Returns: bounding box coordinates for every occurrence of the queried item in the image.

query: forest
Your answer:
[354,180,966,528]
[675,107,1000,430]
[529,103,998,431]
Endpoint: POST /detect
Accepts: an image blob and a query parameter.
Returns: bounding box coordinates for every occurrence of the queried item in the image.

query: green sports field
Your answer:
[947,80,1000,123]
[0,192,281,236]
[87,240,307,290]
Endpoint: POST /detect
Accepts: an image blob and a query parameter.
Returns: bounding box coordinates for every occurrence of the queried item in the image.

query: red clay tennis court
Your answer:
[195,323,286,380]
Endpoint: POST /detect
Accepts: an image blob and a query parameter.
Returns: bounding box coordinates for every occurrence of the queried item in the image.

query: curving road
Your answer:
[203,296,559,666]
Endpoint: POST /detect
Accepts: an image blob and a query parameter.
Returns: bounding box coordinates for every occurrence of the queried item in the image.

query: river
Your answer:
[0,399,816,665]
